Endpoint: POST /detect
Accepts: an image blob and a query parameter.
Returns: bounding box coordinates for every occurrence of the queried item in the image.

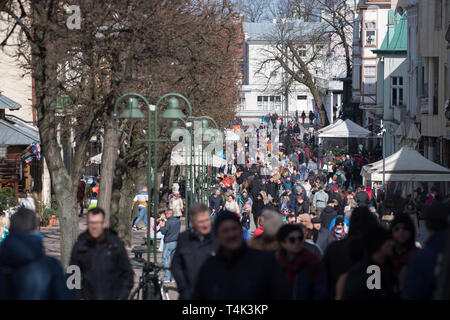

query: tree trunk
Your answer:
[309,81,329,127]
[98,117,119,225]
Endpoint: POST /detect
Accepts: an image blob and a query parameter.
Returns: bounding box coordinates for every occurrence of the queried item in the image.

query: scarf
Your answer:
[276,249,322,285]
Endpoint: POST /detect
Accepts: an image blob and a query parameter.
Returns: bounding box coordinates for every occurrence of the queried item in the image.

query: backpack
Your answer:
[241,212,250,229]
[336,174,343,186]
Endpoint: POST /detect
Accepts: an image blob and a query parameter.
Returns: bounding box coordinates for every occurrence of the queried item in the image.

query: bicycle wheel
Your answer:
[143,280,162,300]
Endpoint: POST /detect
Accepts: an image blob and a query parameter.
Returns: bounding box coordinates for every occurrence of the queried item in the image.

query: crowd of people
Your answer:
[0,115,449,300]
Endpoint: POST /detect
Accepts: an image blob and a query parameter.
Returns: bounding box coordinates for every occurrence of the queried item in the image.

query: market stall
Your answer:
[318,119,374,152]
[361,146,450,196]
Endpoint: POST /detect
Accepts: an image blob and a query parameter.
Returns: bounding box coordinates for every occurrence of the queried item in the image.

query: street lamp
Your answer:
[170,117,193,230]
[192,116,219,204]
[114,93,192,277]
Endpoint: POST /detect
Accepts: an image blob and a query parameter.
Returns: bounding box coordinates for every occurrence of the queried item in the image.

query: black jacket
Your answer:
[316,206,338,253]
[266,181,278,200]
[209,195,224,212]
[192,244,290,300]
[342,257,399,300]
[69,229,134,300]
[249,178,262,199]
[355,191,370,207]
[171,230,218,300]
[322,238,352,299]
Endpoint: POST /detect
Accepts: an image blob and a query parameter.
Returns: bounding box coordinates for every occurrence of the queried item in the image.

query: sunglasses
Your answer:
[287,236,303,244]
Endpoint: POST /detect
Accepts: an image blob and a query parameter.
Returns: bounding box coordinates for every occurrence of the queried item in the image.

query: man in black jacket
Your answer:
[192,211,290,300]
[69,207,134,300]
[209,189,224,215]
[354,186,370,207]
[172,203,218,300]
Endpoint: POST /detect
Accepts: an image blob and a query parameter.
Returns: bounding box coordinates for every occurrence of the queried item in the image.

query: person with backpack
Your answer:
[0,207,71,299]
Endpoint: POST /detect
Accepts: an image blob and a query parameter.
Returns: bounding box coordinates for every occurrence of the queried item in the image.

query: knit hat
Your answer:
[333,187,339,192]
[213,210,241,234]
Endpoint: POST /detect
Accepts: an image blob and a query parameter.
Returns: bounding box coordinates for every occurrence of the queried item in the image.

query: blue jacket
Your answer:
[0,231,71,300]
[402,229,447,300]
[160,216,181,244]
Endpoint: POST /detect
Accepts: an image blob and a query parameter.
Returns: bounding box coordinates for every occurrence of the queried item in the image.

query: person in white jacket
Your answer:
[224,194,240,216]
[169,192,184,218]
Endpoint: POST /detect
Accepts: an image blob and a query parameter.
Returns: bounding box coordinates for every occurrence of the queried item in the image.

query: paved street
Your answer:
[41,213,183,300]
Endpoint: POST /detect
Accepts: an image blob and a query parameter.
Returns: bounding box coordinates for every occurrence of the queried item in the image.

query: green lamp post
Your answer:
[169,118,193,230]
[114,93,192,276]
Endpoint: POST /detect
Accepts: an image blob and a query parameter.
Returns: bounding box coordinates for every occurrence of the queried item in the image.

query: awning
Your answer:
[361,146,450,182]
[0,93,21,110]
[0,116,40,145]
[318,119,372,138]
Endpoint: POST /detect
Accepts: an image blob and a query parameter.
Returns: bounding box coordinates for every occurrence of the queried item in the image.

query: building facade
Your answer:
[352,0,393,127]
[373,9,408,156]
[406,0,449,172]
[238,20,345,124]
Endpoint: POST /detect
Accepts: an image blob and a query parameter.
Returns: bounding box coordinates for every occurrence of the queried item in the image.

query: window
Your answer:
[297,95,307,100]
[238,97,245,111]
[299,45,306,57]
[364,77,377,94]
[435,0,442,28]
[274,96,281,110]
[316,45,325,53]
[364,66,376,77]
[391,77,404,107]
[365,22,376,46]
[257,96,281,110]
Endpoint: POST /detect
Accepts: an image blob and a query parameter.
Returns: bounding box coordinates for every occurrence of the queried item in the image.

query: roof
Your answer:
[243,20,331,41]
[0,93,21,110]
[373,11,407,54]
[361,146,450,181]
[0,115,40,146]
[318,119,372,138]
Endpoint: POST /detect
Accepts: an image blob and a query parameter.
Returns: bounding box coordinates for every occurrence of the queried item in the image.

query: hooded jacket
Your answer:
[316,206,338,252]
[0,231,71,300]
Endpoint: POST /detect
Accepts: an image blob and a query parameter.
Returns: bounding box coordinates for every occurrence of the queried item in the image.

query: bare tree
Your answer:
[237,0,273,22]
[255,18,332,125]
[0,0,241,263]
[291,0,354,78]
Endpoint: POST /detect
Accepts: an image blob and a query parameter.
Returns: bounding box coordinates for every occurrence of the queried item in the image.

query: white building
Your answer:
[238,20,345,125]
[351,0,393,127]
[373,9,409,156]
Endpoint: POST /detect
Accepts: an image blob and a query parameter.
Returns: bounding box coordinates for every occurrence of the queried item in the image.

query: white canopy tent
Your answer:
[317,118,344,134]
[318,119,372,139]
[170,146,226,168]
[361,146,450,183]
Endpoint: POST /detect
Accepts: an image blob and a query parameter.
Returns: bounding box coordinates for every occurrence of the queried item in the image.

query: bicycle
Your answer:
[129,260,173,300]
